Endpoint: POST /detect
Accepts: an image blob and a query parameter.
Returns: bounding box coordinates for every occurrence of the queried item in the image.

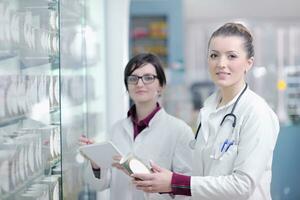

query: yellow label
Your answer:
[277,80,287,91]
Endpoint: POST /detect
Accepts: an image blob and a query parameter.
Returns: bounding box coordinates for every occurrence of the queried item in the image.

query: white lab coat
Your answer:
[190,86,280,200]
[87,108,194,200]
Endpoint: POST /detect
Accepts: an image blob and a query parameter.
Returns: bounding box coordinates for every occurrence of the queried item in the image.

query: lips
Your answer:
[135,90,147,94]
[216,71,230,75]
[216,71,230,80]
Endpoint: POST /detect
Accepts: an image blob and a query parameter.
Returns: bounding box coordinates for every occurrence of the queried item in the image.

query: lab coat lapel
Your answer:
[200,92,218,143]
[121,109,164,142]
[122,117,134,142]
[199,107,209,143]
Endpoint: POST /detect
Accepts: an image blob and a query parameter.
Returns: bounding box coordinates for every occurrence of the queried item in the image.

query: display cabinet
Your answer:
[0,0,105,199]
[130,0,184,69]
[130,16,168,67]
[285,66,300,124]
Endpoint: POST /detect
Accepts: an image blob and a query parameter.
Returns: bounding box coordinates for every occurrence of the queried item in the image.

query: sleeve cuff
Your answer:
[171,172,191,196]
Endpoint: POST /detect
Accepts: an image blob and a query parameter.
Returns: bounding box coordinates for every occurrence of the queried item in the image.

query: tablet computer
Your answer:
[79,141,123,169]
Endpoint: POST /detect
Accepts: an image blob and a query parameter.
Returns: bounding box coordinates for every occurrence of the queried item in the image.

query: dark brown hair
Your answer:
[124,53,166,90]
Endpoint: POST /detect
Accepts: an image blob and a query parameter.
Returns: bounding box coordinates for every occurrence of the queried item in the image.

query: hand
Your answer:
[78,135,99,169]
[79,134,94,145]
[131,161,172,193]
[112,155,130,176]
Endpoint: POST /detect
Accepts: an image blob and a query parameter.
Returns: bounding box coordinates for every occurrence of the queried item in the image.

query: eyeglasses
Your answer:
[127,74,157,85]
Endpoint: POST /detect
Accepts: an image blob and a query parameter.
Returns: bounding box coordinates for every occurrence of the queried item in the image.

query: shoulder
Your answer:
[241,89,279,128]
[162,110,191,128]
[111,118,127,127]
[244,89,276,115]
[160,109,194,136]
[203,91,218,107]
[109,118,129,132]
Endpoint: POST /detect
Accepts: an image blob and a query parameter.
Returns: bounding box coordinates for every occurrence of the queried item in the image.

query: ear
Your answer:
[159,85,165,92]
[157,85,164,96]
[246,57,254,72]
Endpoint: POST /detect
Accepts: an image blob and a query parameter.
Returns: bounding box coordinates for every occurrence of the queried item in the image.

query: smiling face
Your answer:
[127,63,162,105]
[208,36,253,90]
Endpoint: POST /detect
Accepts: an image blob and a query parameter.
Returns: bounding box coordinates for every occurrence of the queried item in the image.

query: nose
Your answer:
[217,56,227,68]
[136,78,144,86]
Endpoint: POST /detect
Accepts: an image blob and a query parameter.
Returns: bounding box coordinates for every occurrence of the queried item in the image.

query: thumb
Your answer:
[149,160,163,173]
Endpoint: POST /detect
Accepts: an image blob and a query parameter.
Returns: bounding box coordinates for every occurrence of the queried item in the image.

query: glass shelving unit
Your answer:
[0,0,106,199]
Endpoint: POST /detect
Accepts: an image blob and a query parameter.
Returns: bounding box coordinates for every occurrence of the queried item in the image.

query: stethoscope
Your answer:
[189,83,248,151]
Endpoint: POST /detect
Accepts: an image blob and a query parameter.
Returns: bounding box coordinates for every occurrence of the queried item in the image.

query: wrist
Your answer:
[171,172,191,196]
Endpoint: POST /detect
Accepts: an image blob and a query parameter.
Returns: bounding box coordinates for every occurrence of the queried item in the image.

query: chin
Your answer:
[133,97,150,104]
[214,80,230,87]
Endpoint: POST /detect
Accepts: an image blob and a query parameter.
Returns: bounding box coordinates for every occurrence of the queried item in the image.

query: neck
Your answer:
[219,81,246,107]
[135,101,157,121]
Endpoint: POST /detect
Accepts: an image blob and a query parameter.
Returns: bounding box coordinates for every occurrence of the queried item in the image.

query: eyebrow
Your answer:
[130,73,156,76]
[209,50,239,54]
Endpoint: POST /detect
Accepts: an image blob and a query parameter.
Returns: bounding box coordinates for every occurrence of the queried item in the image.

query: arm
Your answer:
[132,124,194,197]
[170,125,194,199]
[84,162,112,191]
[171,125,194,175]
[79,135,112,191]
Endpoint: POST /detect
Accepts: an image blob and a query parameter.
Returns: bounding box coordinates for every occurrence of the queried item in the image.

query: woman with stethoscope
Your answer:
[132,23,280,200]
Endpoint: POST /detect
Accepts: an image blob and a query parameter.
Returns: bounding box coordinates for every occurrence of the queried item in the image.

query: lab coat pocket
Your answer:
[212,143,238,175]
[221,144,238,160]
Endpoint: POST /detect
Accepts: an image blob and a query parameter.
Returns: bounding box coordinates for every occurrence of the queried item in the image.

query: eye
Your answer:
[209,53,218,59]
[128,75,138,82]
[143,75,155,81]
[228,54,237,59]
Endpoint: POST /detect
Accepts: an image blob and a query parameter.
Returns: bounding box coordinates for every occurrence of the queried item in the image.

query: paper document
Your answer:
[79,141,151,175]
[79,141,123,169]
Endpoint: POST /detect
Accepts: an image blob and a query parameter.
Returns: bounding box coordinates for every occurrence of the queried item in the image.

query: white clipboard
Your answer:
[79,141,123,169]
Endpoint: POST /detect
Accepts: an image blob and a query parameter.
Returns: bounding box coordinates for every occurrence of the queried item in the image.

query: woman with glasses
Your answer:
[80,53,194,200]
[131,23,280,200]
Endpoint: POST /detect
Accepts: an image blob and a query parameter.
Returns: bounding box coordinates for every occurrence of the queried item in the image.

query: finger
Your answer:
[132,179,152,187]
[149,161,162,173]
[112,163,123,169]
[86,140,94,144]
[79,137,90,144]
[131,173,155,181]
[136,186,156,193]
[145,186,156,193]
[151,167,159,173]
[78,142,86,146]
[78,137,86,142]
[89,139,94,144]
[132,179,141,185]
[78,139,90,146]
[113,155,122,161]
[136,186,148,192]
[112,163,131,176]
